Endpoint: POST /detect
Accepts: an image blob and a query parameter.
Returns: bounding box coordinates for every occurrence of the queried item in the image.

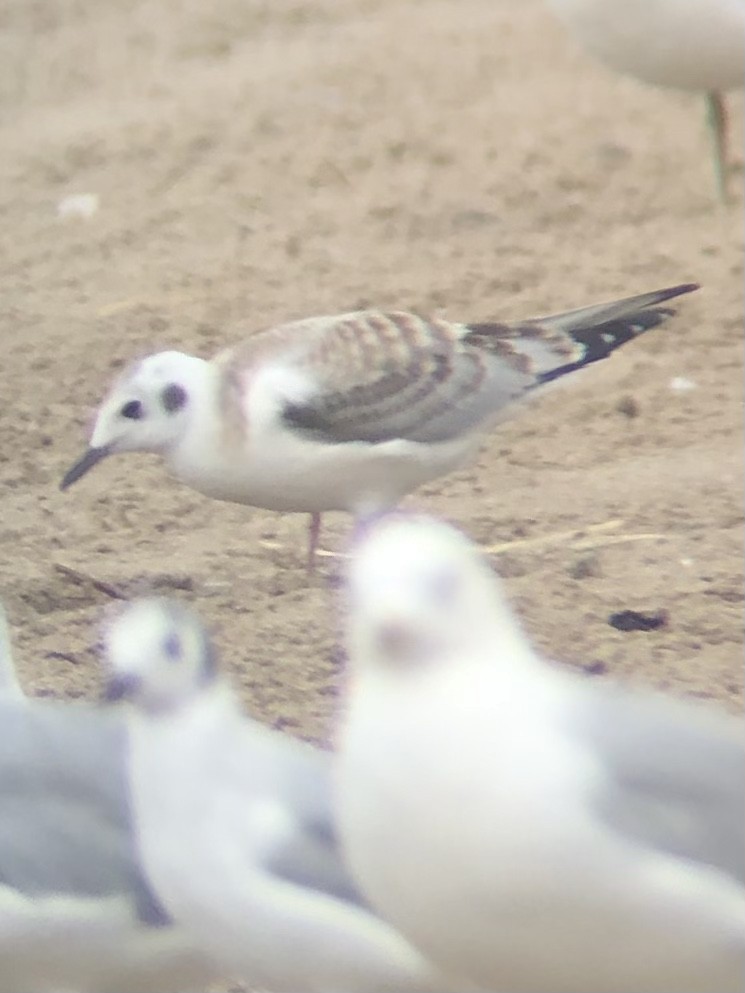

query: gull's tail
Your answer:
[532,282,699,384]
[467,282,699,386]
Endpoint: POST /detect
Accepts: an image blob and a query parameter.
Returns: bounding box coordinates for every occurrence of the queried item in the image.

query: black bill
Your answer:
[60,445,112,491]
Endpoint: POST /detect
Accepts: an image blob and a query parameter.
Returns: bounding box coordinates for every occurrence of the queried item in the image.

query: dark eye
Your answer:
[120,400,143,420]
[161,383,188,413]
[163,633,182,662]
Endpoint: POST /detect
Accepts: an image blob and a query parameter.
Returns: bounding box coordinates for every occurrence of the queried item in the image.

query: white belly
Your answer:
[171,427,481,515]
[337,680,745,993]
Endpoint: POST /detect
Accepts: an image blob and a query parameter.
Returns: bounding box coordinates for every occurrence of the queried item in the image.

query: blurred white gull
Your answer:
[546,0,745,199]
[335,514,745,993]
[103,597,457,992]
[0,604,220,993]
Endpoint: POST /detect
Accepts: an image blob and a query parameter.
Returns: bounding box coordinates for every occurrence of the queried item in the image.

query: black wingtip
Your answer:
[656,282,700,303]
[646,283,701,307]
[535,283,699,387]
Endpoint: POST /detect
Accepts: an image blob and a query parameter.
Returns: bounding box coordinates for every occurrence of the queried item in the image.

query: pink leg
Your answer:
[306,512,322,573]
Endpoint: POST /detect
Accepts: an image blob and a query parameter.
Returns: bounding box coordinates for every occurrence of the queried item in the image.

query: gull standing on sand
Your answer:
[0,607,220,993]
[545,0,745,200]
[335,514,745,993]
[61,282,698,568]
[102,597,455,992]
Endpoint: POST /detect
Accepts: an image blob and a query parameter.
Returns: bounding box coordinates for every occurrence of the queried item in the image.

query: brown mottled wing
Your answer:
[218,283,696,446]
[223,311,535,446]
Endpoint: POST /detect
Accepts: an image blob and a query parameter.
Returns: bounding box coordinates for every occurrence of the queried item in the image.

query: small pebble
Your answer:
[568,554,602,580]
[615,395,639,418]
[56,193,100,220]
[669,376,696,392]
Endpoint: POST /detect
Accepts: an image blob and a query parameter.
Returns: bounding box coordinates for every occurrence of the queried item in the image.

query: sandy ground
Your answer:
[1,0,742,754]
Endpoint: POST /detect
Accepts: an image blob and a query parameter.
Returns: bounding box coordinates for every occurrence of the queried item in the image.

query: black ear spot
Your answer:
[163,632,182,662]
[161,383,188,413]
[120,400,144,420]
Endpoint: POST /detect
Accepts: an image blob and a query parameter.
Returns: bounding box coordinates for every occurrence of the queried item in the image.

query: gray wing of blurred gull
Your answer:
[0,694,219,993]
[571,679,745,883]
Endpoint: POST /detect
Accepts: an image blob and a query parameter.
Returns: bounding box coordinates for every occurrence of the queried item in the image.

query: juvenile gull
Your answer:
[0,613,220,992]
[103,597,456,992]
[335,514,745,993]
[61,282,698,568]
[546,0,745,200]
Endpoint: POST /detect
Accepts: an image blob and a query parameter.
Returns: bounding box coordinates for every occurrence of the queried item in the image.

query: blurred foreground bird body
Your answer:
[104,598,455,992]
[336,515,745,993]
[0,691,219,993]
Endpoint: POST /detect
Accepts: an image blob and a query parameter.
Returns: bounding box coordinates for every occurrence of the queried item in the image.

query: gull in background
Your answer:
[0,606,220,993]
[61,282,698,569]
[545,0,745,200]
[335,514,745,993]
[102,597,458,992]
